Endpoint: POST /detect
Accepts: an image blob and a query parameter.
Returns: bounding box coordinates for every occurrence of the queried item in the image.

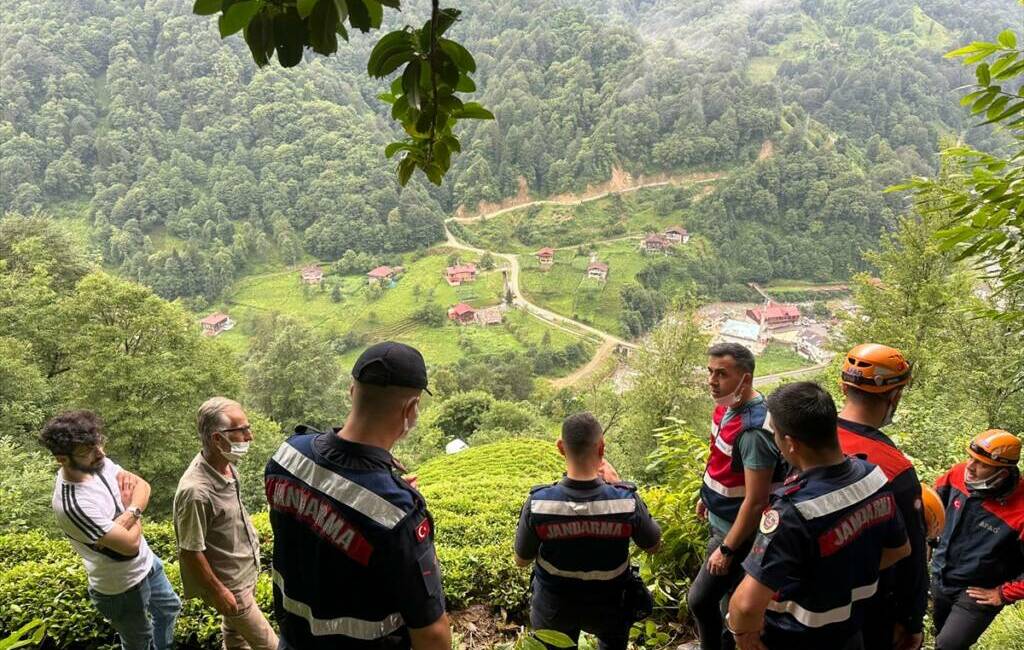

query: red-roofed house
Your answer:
[448,303,476,324]
[747,302,801,329]
[664,226,690,244]
[367,265,398,285]
[641,234,669,253]
[199,312,234,337]
[536,247,555,268]
[445,263,478,286]
[300,265,324,285]
[587,261,609,281]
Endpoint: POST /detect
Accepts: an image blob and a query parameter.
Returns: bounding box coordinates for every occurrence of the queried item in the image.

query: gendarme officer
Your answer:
[265,341,451,650]
[727,382,911,650]
[513,412,661,649]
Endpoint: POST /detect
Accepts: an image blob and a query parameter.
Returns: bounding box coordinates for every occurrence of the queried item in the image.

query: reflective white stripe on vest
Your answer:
[766,580,877,628]
[272,570,404,639]
[794,466,887,520]
[762,411,774,433]
[702,470,746,498]
[272,442,405,529]
[713,433,734,457]
[531,499,636,516]
[537,557,629,581]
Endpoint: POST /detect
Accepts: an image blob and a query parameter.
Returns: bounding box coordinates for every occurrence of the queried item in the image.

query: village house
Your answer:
[747,302,801,329]
[366,265,402,285]
[587,261,609,281]
[640,234,669,253]
[536,247,555,268]
[199,312,234,337]
[445,263,478,286]
[475,307,503,326]
[664,226,690,244]
[447,303,476,324]
[300,264,324,285]
[796,326,831,363]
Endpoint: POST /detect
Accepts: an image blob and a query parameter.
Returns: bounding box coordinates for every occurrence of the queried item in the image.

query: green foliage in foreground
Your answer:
[417,438,565,614]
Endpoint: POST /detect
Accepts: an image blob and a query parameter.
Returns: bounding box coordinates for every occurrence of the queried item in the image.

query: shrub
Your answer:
[417,438,565,614]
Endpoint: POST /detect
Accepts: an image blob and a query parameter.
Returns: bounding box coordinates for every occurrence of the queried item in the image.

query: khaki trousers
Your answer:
[221,586,278,650]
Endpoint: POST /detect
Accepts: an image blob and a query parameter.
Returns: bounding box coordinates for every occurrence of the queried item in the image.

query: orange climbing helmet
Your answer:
[920,483,945,539]
[967,429,1021,468]
[840,344,912,394]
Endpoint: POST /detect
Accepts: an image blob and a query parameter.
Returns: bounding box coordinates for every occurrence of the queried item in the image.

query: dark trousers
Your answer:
[530,583,631,650]
[686,528,752,650]
[859,592,897,650]
[932,585,1002,650]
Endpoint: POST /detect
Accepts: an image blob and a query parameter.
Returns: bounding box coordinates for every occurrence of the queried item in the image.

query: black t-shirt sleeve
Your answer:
[741,506,808,592]
[388,513,446,629]
[514,498,540,560]
[882,491,909,549]
[631,494,662,550]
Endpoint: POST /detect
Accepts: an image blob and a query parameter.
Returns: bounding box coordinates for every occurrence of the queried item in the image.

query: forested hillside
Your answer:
[2,0,1017,303]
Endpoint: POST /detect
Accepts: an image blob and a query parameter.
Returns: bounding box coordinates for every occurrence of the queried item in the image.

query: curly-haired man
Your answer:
[40,410,181,650]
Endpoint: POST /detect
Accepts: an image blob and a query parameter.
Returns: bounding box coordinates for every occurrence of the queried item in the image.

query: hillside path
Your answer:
[443,225,637,352]
[449,172,724,224]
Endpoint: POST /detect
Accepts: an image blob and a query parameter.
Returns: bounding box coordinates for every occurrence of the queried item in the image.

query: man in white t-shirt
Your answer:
[41,410,181,650]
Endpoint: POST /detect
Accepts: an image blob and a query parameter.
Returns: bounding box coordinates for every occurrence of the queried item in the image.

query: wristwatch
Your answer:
[719,542,735,557]
[127,505,144,520]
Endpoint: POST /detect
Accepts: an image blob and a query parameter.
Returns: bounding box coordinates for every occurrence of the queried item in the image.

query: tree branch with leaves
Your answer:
[194,0,493,186]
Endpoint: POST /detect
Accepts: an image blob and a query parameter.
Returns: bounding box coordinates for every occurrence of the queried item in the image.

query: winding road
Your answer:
[441,155,822,389]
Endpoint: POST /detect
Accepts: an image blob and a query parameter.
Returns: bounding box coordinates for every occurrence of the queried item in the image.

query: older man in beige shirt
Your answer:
[173,397,277,650]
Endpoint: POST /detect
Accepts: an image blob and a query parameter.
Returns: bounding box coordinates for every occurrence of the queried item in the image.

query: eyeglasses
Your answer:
[218,425,252,435]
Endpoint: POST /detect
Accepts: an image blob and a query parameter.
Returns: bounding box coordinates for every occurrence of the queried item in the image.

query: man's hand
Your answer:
[696,499,707,520]
[211,585,239,616]
[967,586,1003,606]
[113,510,139,531]
[598,459,621,483]
[117,471,139,507]
[733,631,767,650]
[707,546,732,576]
[403,474,419,490]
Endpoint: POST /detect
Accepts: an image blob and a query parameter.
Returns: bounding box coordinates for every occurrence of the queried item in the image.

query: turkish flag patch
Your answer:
[415,518,431,542]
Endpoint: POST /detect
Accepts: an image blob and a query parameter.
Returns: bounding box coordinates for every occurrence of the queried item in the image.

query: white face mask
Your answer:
[216,434,250,464]
[966,470,1007,492]
[715,374,751,408]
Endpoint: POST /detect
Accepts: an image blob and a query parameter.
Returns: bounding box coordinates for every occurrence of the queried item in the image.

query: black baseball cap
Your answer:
[351,341,431,395]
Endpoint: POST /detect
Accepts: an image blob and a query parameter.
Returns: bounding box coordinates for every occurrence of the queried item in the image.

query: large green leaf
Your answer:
[273,9,306,67]
[456,102,494,119]
[402,60,422,111]
[219,0,262,37]
[534,630,576,648]
[439,38,475,72]
[243,11,275,66]
[309,0,339,55]
[367,30,415,77]
[297,0,319,18]
[192,0,223,16]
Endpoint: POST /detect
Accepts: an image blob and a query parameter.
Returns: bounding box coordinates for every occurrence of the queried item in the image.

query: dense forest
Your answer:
[2,0,1018,304]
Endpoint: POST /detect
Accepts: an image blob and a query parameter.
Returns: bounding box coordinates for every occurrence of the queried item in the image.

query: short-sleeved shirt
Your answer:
[51,458,154,595]
[173,453,260,597]
[707,424,779,535]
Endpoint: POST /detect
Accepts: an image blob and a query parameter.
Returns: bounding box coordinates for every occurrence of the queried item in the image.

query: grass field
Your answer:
[212,248,587,372]
[460,184,708,253]
[519,239,697,337]
[757,342,815,376]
